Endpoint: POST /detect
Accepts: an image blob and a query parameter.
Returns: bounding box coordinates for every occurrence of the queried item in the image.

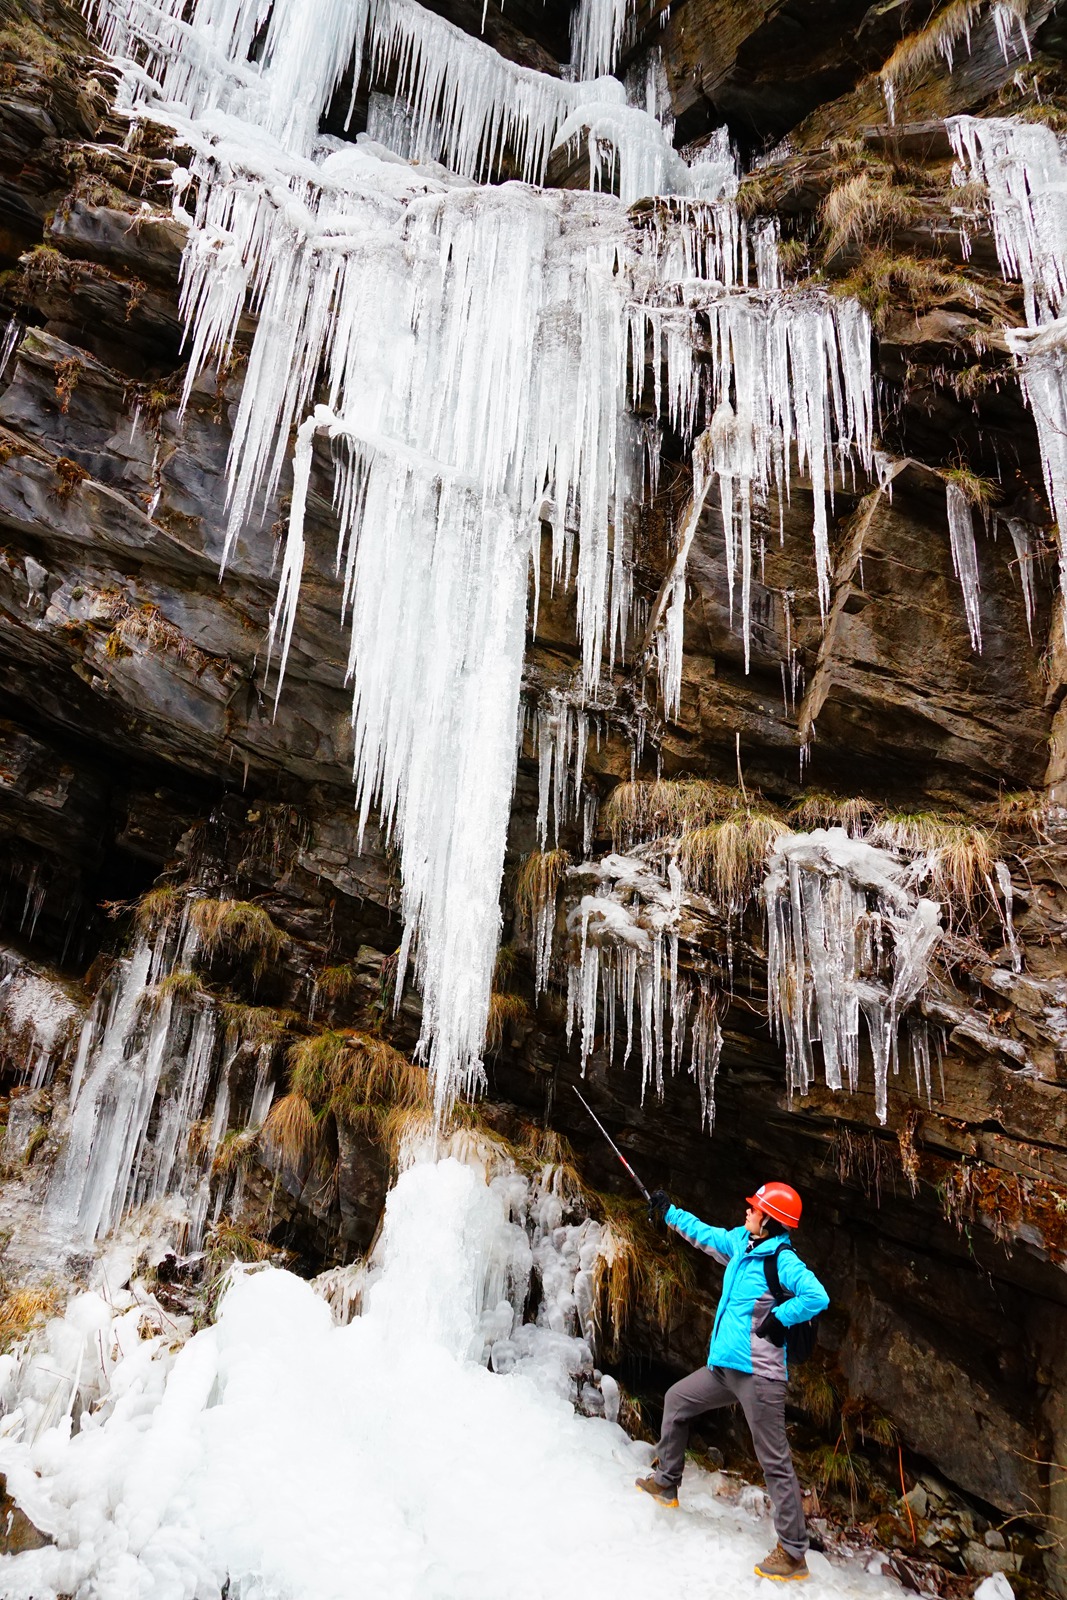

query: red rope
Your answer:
[898,1445,917,1545]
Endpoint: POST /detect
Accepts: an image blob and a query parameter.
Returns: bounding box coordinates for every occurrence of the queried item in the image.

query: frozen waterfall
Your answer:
[88,0,874,1111]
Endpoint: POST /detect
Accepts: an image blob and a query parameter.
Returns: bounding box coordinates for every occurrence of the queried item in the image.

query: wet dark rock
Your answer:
[0,1473,51,1556]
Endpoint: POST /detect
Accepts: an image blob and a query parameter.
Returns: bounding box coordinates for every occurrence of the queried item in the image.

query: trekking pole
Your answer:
[573,1086,651,1203]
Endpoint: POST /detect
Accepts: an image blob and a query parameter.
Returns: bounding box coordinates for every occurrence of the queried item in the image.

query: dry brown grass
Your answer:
[220,1003,296,1050]
[789,792,878,834]
[314,964,362,1003]
[820,171,921,257]
[485,992,530,1053]
[151,968,200,1003]
[873,812,999,923]
[880,0,1000,90]
[602,779,735,848]
[517,1125,589,1205]
[678,809,791,908]
[101,596,218,675]
[189,898,286,977]
[941,462,999,508]
[204,1218,273,1267]
[0,1286,64,1349]
[288,1029,431,1134]
[991,789,1049,834]
[515,849,572,928]
[211,1126,261,1178]
[829,251,964,331]
[262,1091,320,1169]
[133,885,184,941]
[591,1197,697,1356]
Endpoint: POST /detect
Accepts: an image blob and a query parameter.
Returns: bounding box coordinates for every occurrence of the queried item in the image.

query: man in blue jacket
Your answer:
[635,1180,829,1582]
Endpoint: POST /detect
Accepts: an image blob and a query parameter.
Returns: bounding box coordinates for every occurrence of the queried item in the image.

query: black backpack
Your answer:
[763,1241,820,1365]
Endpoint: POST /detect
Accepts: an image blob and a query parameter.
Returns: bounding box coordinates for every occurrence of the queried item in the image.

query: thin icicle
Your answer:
[946,481,983,652]
[1003,515,1037,636]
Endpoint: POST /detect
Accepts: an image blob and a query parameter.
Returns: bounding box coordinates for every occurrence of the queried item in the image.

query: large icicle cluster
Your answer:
[570,0,631,82]
[563,854,722,1128]
[91,0,678,193]
[950,116,1067,624]
[764,829,942,1124]
[87,0,874,1111]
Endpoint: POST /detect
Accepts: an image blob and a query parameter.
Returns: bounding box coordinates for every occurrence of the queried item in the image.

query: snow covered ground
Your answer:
[0,1157,901,1600]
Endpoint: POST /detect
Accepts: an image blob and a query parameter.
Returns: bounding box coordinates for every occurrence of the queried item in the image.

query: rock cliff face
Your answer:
[2,0,1067,1589]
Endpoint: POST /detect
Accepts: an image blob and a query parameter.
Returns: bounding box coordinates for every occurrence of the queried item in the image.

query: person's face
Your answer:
[745,1203,765,1237]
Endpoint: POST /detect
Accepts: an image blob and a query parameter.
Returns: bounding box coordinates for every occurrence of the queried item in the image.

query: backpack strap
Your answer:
[762,1240,794,1304]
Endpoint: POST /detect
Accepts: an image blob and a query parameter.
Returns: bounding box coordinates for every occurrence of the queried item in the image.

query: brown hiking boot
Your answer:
[635,1473,679,1508]
[754,1544,809,1581]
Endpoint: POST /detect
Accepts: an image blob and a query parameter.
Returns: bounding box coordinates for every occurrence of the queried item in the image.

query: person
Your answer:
[635,1181,829,1582]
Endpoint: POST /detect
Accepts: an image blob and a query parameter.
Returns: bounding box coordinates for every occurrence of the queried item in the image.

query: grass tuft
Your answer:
[151,969,200,1003]
[591,1196,697,1356]
[204,1218,273,1267]
[262,1091,319,1169]
[189,898,286,977]
[873,812,999,923]
[0,1286,64,1350]
[820,171,921,257]
[287,1029,431,1134]
[219,1003,296,1050]
[602,779,736,848]
[314,964,361,1003]
[941,462,998,508]
[880,0,1004,90]
[515,849,572,928]
[485,991,530,1053]
[678,809,791,909]
[829,251,964,331]
[789,792,878,835]
[211,1126,260,1177]
[132,885,184,941]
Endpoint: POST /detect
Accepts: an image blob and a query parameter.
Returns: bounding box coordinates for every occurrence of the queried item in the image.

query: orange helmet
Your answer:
[747,1181,802,1229]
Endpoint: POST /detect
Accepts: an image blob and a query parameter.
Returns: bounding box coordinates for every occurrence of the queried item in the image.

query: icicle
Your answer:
[949,117,1067,633]
[949,117,1067,328]
[688,981,721,1132]
[946,481,983,652]
[764,829,941,1123]
[991,1,1032,63]
[533,692,591,846]
[1003,515,1037,637]
[561,853,714,1117]
[655,570,686,720]
[570,0,631,83]
[0,957,81,1090]
[995,859,1023,973]
[48,926,226,1242]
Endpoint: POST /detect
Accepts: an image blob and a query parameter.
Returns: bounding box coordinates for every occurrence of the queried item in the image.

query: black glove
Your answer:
[756,1310,787,1346]
[648,1190,672,1228]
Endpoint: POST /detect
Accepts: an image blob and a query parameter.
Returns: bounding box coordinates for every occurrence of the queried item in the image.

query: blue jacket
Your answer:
[665,1207,830,1380]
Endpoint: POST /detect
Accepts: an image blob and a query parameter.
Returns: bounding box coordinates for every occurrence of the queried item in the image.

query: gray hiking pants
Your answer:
[652,1365,808,1557]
